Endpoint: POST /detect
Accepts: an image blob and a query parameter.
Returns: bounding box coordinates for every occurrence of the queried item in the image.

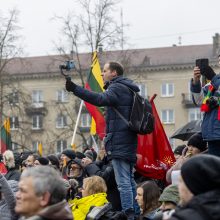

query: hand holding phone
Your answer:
[195,58,216,80]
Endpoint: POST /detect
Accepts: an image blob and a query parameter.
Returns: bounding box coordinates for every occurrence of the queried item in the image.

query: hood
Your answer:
[106,76,140,93]
[39,200,73,220]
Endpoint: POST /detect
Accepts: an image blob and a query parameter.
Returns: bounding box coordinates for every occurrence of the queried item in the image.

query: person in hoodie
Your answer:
[66,61,140,219]
[169,154,220,220]
[15,166,73,220]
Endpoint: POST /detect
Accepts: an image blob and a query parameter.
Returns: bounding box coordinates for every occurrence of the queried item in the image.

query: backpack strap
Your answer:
[112,82,135,126]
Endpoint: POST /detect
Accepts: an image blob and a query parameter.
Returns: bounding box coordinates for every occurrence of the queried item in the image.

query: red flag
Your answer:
[136,94,175,180]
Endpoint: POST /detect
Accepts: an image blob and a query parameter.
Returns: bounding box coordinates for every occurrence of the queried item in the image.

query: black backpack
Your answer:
[113,84,154,135]
[86,203,127,220]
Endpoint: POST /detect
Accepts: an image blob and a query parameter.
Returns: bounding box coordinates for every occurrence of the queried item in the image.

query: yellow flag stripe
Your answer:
[91,52,104,91]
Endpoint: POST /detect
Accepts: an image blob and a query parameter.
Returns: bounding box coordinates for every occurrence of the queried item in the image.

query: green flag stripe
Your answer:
[88,70,103,93]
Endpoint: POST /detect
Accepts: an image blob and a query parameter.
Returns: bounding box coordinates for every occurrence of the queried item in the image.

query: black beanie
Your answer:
[75,151,86,159]
[174,145,186,155]
[187,133,207,152]
[37,157,49,165]
[47,154,60,170]
[181,154,220,195]
[62,149,76,160]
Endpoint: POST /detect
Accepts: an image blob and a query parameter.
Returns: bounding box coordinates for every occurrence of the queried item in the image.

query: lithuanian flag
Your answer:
[84,52,106,139]
[38,142,43,156]
[0,118,12,153]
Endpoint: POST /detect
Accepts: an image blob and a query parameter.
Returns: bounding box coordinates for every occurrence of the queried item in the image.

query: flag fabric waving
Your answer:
[84,52,106,139]
[0,118,12,154]
[38,142,43,156]
[136,94,175,180]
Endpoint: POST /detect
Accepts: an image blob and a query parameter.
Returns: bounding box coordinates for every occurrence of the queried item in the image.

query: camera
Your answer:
[195,58,209,75]
[59,60,74,71]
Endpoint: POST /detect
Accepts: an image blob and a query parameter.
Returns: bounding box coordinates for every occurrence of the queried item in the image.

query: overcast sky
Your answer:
[1,0,220,57]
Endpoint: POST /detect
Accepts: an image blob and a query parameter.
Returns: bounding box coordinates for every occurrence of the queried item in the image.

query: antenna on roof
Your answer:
[178,36,182,46]
[120,8,124,50]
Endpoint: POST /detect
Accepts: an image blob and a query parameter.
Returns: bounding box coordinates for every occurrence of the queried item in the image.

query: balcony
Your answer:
[25,102,48,116]
[181,93,195,108]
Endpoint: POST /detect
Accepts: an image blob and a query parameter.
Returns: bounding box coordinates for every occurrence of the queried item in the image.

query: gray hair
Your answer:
[3,150,15,169]
[21,166,65,205]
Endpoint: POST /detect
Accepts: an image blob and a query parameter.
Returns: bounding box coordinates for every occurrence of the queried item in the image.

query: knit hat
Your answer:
[8,180,19,193]
[174,145,186,155]
[37,157,49,165]
[67,158,83,168]
[181,154,220,195]
[62,149,76,160]
[159,184,180,205]
[187,133,207,152]
[84,150,94,161]
[47,154,60,170]
[75,151,86,159]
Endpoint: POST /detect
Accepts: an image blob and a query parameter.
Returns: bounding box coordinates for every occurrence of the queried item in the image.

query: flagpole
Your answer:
[71,100,84,149]
[91,134,99,153]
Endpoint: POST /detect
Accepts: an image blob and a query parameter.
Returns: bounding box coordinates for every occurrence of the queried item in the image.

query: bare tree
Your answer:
[0,8,23,125]
[51,0,126,150]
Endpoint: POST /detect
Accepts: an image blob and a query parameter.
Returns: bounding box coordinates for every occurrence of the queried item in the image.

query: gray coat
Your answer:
[0,174,18,220]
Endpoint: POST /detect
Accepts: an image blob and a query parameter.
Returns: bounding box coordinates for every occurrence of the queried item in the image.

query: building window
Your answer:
[169,138,175,150]
[137,84,147,98]
[81,113,91,127]
[8,91,19,105]
[57,140,67,153]
[161,109,174,124]
[57,90,69,102]
[32,141,40,152]
[9,116,19,130]
[188,108,202,121]
[161,83,174,97]
[32,115,43,130]
[32,90,43,103]
[56,115,67,128]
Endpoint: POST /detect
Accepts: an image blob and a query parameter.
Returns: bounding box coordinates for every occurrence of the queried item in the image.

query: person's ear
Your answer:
[112,70,117,77]
[40,191,51,207]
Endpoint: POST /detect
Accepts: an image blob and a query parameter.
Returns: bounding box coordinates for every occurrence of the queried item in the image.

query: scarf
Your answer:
[200,84,220,120]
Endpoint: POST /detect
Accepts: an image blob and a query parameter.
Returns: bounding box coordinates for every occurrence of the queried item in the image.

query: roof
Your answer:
[4,44,219,76]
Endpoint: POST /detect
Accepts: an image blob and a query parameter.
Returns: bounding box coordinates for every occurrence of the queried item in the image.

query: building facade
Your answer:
[2,33,220,154]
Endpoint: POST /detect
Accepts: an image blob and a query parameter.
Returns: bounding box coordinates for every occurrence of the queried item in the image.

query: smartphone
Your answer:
[195,58,209,75]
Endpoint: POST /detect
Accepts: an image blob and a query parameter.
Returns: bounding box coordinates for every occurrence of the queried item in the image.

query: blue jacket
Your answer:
[191,74,220,141]
[73,76,139,163]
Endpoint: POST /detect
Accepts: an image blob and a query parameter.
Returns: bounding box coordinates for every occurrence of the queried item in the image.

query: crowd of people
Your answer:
[0,60,220,220]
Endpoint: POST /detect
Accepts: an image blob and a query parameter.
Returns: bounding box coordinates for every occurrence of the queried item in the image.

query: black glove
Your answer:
[65,79,77,92]
[202,66,216,80]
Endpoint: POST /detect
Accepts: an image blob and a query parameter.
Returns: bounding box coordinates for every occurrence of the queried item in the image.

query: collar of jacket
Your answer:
[103,76,123,90]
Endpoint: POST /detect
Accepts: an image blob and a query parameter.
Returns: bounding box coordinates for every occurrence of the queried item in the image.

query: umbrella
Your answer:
[170,120,202,141]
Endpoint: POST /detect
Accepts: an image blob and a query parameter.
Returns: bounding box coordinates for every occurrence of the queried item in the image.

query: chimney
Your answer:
[213,33,220,56]
[98,44,103,53]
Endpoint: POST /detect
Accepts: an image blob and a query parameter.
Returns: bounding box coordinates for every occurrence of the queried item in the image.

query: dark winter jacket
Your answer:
[4,168,21,181]
[191,74,220,141]
[169,189,220,220]
[73,76,139,163]
[84,157,122,211]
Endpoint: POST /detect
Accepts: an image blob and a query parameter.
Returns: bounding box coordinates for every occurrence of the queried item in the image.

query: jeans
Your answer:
[208,140,220,157]
[112,159,140,219]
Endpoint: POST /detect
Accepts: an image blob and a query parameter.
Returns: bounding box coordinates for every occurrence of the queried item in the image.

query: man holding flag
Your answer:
[66,57,140,219]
